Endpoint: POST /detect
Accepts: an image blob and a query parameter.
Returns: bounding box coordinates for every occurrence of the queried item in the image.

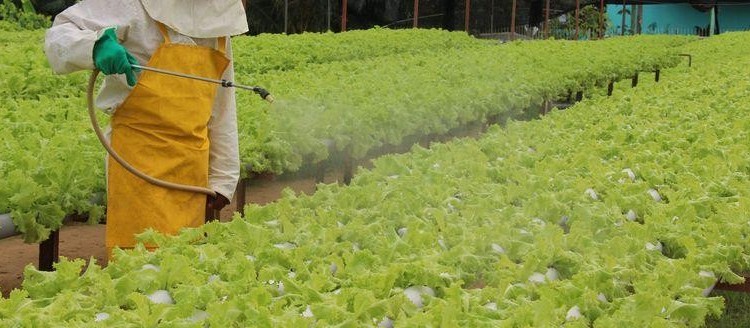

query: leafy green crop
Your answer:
[0,29,103,242]
[3,32,750,327]
[231,27,489,75]
[0,28,692,243]
[236,34,693,174]
[0,0,50,31]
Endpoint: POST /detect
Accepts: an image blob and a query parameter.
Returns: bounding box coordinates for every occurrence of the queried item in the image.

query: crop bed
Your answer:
[2,31,750,326]
[0,28,692,245]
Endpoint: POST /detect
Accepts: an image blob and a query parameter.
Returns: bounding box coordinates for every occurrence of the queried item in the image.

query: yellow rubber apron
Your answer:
[106,23,230,254]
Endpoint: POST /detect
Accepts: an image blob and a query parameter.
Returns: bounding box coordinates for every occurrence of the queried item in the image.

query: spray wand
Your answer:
[131,65,274,103]
[87,67,274,197]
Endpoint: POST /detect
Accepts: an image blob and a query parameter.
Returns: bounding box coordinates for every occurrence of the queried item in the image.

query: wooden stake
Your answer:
[465,0,470,32]
[237,177,247,216]
[39,230,59,271]
[414,0,419,27]
[342,0,348,31]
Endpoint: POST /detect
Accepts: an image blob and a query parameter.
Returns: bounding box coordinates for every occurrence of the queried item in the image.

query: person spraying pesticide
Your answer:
[44,0,250,258]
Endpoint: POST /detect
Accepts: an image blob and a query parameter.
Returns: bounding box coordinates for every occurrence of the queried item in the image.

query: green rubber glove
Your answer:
[93,28,139,86]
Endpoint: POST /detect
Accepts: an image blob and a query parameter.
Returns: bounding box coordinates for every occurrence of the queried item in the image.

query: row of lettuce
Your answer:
[3,32,750,326]
[234,35,692,173]
[0,29,691,243]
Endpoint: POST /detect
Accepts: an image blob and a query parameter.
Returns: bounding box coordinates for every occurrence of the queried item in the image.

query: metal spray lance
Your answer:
[87,67,274,197]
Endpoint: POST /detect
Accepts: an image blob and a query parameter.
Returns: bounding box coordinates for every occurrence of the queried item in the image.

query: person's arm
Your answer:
[44,2,120,74]
[207,39,241,205]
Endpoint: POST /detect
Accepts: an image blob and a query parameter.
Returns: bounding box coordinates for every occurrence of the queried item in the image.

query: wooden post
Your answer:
[655,70,660,82]
[443,0,456,30]
[39,230,59,271]
[315,162,327,186]
[607,81,614,96]
[318,139,335,188]
[413,0,419,27]
[636,5,643,34]
[544,0,550,38]
[343,148,354,185]
[464,0,470,32]
[205,206,219,223]
[510,0,517,40]
[341,0,347,31]
[632,72,639,87]
[284,0,288,34]
[237,177,248,216]
[490,0,494,32]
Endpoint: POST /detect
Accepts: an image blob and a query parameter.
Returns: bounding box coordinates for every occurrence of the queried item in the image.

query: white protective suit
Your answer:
[44,0,248,200]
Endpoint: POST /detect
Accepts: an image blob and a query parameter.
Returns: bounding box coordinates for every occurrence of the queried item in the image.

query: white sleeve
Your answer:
[208,39,241,200]
[43,1,127,74]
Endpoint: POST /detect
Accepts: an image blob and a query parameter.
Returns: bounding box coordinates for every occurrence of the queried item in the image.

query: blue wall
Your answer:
[607,4,750,35]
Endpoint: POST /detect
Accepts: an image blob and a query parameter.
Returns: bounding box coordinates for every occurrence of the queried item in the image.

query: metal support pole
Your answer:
[414,0,419,27]
[655,70,660,82]
[39,230,59,272]
[327,0,331,31]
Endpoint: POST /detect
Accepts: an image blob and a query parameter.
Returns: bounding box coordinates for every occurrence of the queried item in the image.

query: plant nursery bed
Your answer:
[0,165,353,297]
